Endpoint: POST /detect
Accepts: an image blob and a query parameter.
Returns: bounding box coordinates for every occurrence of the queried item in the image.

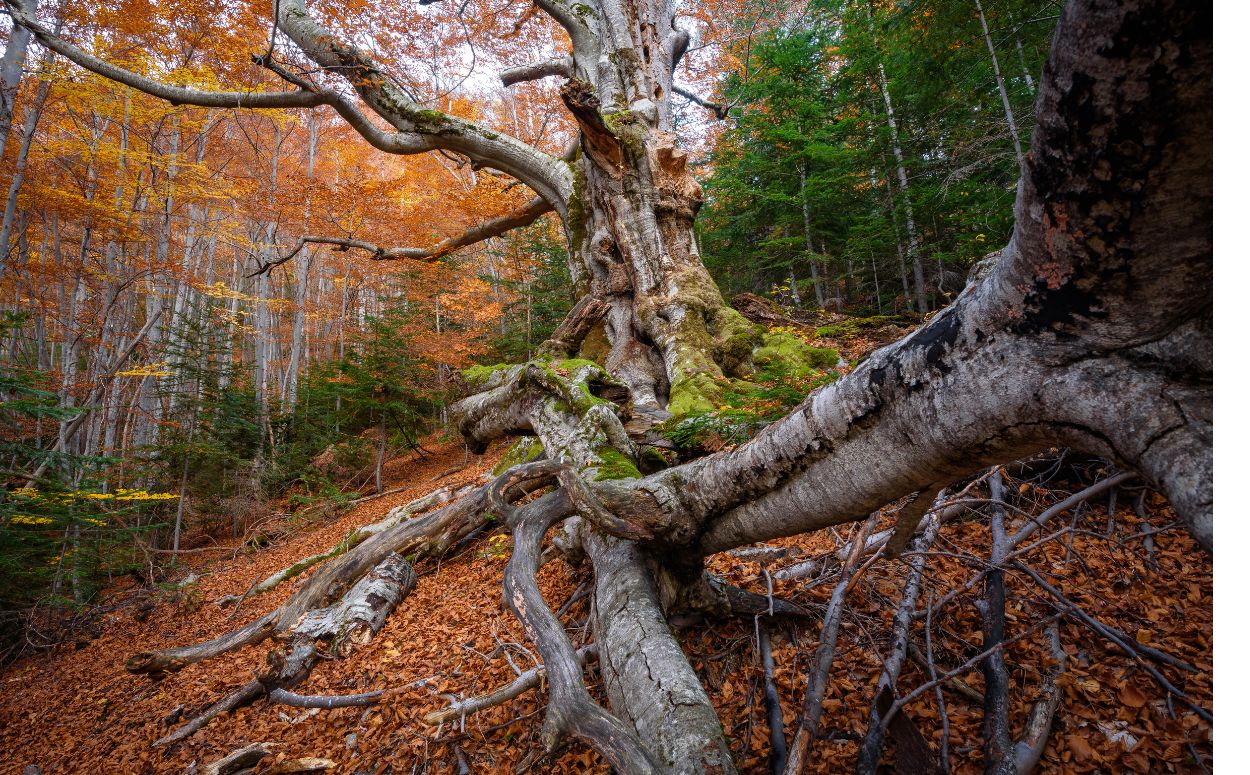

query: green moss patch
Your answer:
[753,329,840,377]
[492,437,546,476]
[462,363,512,388]
[593,446,642,481]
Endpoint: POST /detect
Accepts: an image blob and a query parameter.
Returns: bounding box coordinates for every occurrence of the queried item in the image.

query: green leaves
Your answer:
[700,0,1058,314]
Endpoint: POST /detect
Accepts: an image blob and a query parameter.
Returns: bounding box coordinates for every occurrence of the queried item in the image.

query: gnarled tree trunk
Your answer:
[12,0,1210,769]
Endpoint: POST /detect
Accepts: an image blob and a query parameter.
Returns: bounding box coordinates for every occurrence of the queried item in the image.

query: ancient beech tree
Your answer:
[6,0,1211,771]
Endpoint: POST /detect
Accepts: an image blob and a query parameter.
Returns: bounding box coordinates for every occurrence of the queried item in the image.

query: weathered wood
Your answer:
[758,624,787,775]
[539,295,608,358]
[425,645,598,725]
[855,514,944,775]
[980,471,1016,775]
[202,742,273,775]
[784,516,878,775]
[503,490,662,774]
[215,484,467,607]
[157,555,416,746]
[1013,623,1065,775]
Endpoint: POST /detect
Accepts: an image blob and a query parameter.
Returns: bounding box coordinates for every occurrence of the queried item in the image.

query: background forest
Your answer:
[0,0,1056,655]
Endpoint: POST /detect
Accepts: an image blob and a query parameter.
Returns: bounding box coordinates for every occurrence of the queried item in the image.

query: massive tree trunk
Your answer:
[10,0,1210,770]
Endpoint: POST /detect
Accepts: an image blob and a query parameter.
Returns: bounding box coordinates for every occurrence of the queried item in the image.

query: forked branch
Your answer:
[251,197,553,276]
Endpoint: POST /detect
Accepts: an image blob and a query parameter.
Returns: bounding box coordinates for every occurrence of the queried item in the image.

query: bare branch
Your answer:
[1006,471,1135,551]
[3,2,321,108]
[275,0,575,208]
[530,0,599,68]
[501,56,573,87]
[425,645,598,724]
[251,196,553,276]
[7,0,575,210]
[673,84,727,119]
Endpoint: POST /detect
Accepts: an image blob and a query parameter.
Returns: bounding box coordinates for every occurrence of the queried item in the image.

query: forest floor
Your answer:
[0,322,1213,775]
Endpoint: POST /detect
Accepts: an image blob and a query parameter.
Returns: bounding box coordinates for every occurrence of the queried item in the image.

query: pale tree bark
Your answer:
[282,109,319,411]
[16,0,1211,769]
[877,63,927,314]
[0,38,53,275]
[0,0,32,159]
[975,0,1026,174]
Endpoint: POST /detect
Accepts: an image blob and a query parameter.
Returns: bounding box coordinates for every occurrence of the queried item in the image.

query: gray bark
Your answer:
[975,0,1026,174]
[72,0,1211,768]
[0,0,32,159]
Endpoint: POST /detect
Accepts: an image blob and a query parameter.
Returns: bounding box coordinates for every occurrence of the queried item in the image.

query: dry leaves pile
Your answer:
[0,441,1211,774]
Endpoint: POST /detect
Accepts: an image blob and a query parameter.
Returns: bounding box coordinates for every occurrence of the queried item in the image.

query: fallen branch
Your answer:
[979,470,1014,775]
[783,514,879,775]
[425,645,598,724]
[1013,622,1066,775]
[1014,562,1211,723]
[157,554,416,745]
[215,484,469,607]
[203,742,273,775]
[855,512,944,775]
[758,622,788,775]
[269,687,383,709]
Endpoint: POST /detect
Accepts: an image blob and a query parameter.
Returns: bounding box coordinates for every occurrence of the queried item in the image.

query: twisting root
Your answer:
[501,481,661,773]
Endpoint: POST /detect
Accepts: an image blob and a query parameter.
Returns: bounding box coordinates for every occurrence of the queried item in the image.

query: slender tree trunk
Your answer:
[0,61,50,275]
[799,163,827,309]
[878,64,927,313]
[284,109,319,410]
[975,0,1026,175]
[172,456,191,554]
[0,0,33,160]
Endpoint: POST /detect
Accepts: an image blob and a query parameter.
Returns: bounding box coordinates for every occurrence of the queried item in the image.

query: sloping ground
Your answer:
[0,392,1212,773]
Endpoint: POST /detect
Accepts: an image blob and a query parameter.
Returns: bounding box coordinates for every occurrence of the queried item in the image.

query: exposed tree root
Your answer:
[129,484,491,677]
[425,645,598,725]
[215,483,473,607]
[157,554,415,746]
[504,489,662,773]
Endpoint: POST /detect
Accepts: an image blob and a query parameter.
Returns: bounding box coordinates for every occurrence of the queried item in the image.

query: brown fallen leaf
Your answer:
[1119,683,1148,709]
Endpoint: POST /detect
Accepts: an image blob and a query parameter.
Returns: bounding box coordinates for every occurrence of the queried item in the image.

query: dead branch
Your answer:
[425,645,597,725]
[757,622,787,775]
[783,514,879,775]
[672,84,729,119]
[1013,622,1066,775]
[979,469,1014,775]
[855,513,944,775]
[1013,562,1210,722]
[251,197,553,276]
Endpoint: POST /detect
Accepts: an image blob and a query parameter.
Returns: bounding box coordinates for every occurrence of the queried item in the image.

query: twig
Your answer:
[227,576,263,621]
[783,514,879,775]
[924,592,951,773]
[881,613,1065,731]
[756,621,788,775]
[1013,563,1211,723]
[855,512,944,775]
